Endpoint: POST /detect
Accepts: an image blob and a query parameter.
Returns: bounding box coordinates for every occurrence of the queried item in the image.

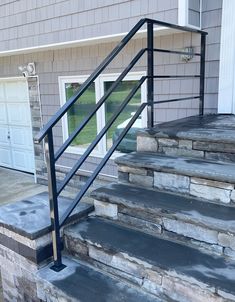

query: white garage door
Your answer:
[0,79,34,173]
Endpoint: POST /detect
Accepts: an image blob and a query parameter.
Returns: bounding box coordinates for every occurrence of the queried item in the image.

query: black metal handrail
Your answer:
[35,18,207,271]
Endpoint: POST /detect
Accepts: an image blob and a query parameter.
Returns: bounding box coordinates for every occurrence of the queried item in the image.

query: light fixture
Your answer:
[18,62,36,77]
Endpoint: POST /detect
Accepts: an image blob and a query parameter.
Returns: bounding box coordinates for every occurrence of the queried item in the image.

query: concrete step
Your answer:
[64,217,235,302]
[37,257,163,302]
[91,182,235,258]
[137,115,235,163]
[115,152,235,205]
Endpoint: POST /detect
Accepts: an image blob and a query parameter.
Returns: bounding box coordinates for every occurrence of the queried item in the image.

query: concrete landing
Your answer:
[0,167,46,204]
[37,257,161,302]
[140,114,235,143]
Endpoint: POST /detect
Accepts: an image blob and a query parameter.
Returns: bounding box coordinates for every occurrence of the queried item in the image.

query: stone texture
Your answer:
[178,140,193,149]
[163,218,218,244]
[224,247,235,259]
[162,275,223,302]
[137,136,158,152]
[118,213,162,234]
[191,177,234,190]
[205,151,235,163]
[157,138,178,147]
[154,171,190,193]
[193,141,235,153]
[118,165,147,175]
[218,233,235,250]
[129,174,153,187]
[190,183,231,204]
[231,190,235,203]
[88,245,144,278]
[162,147,204,158]
[118,171,129,183]
[94,200,118,219]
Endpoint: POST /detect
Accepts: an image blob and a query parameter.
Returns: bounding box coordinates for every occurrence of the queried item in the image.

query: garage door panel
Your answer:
[5,81,28,102]
[12,149,34,173]
[0,104,7,124]
[0,83,4,101]
[7,103,31,126]
[0,147,12,167]
[0,126,10,146]
[10,127,33,150]
[0,79,34,173]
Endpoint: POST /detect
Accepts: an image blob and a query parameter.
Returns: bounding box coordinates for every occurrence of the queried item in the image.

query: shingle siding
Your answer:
[0,0,223,177]
[0,0,178,52]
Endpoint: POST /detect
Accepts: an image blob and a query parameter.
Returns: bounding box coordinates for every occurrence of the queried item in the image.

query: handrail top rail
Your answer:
[34,18,207,143]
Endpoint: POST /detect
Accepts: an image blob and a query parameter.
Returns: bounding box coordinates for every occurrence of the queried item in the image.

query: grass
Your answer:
[65,81,141,148]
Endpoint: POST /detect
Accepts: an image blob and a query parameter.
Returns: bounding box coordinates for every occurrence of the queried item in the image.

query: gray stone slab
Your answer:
[115,152,235,183]
[37,257,160,302]
[139,114,235,144]
[91,183,235,233]
[0,192,94,239]
[67,217,235,297]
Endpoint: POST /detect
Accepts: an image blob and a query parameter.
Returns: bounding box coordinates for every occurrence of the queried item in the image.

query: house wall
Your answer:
[0,0,178,52]
[0,0,223,180]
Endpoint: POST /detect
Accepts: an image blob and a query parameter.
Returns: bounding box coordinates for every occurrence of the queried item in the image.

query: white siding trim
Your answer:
[218,0,235,113]
[0,27,174,57]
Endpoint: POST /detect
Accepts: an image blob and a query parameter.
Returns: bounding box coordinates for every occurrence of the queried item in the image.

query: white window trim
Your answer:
[58,71,146,159]
[178,0,202,30]
[218,0,235,114]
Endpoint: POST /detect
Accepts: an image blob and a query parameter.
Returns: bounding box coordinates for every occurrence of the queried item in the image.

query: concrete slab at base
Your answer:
[37,257,160,302]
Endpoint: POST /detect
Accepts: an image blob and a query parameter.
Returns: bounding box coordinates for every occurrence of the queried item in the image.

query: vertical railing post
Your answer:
[199,33,206,115]
[45,130,65,271]
[147,20,154,128]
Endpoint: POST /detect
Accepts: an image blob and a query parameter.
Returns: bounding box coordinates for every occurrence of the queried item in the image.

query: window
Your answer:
[59,72,146,157]
[178,0,201,29]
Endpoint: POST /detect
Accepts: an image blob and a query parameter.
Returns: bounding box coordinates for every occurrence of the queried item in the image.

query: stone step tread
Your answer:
[139,114,235,144]
[91,182,235,233]
[65,217,235,296]
[0,192,94,239]
[115,152,235,183]
[37,257,162,302]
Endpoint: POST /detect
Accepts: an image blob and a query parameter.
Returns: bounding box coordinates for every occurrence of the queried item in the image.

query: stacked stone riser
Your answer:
[137,135,235,163]
[118,165,235,205]
[64,229,234,302]
[93,197,235,259]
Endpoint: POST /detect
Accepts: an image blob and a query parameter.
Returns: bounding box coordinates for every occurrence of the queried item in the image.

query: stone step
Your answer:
[115,152,235,204]
[91,182,235,258]
[37,257,162,302]
[137,115,235,163]
[64,217,235,302]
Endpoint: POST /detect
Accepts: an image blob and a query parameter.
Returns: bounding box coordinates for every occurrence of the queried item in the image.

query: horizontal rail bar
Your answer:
[153,48,201,56]
[56,77,146,195]
[54,49,147,161]
[152,75,200,78]
[153,95,200,105]
[35,19,147,143]
[145,18,207,35]
[59,103,147,227]
[35,18,207,143]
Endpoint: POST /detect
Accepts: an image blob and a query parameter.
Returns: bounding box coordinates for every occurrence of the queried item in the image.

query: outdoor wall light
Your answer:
[181,47,194,62]
[18,62,36,77]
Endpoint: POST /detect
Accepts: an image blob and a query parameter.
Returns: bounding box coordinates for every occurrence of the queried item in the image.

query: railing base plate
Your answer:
[50,263,67,272]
